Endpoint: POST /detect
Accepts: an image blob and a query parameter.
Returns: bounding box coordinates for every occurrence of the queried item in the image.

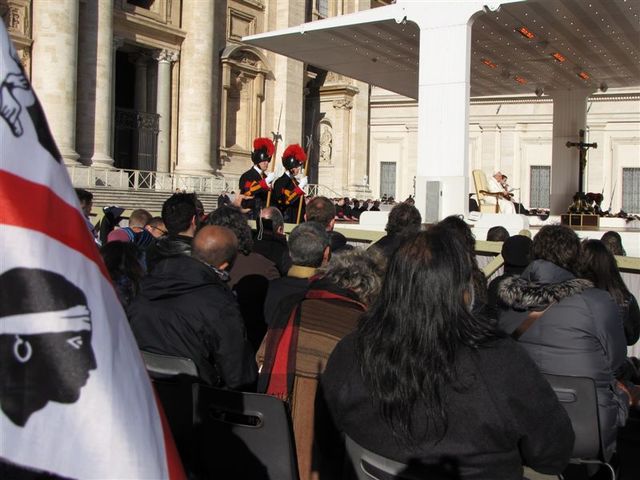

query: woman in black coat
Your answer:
[318,227,574,480]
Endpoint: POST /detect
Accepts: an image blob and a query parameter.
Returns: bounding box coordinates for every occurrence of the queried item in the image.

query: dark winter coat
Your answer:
[319,335,574,480]
[251,229,292,277]
[128,255,257,390]
[497,259,628,458]
[145,234,192,273]
[328,230,352,254]
[263,266,317,326]
[228,252,280,352]
[368,233,403,259]
[620,292,640,346]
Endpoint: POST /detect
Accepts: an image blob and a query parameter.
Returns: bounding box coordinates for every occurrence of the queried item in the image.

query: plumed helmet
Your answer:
[251,137,275,164]
[281,144,306,171]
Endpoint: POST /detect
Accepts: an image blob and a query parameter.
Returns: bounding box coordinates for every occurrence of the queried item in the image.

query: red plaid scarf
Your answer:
[258,281,366,401]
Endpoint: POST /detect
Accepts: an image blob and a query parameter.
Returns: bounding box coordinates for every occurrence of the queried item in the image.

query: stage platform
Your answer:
[348,211,640,257]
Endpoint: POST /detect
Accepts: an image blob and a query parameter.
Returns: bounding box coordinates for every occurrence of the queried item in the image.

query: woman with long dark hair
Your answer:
[318,227,574,479]
[436,215,489,315]
[579,239,639,346]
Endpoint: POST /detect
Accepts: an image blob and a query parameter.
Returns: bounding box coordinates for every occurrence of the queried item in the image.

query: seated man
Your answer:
[484,171,516,214]
[253,206,292,277]
[128,225,257,390]
[146,192,199,272]
[306,196,351,253]
[263,222,330,326]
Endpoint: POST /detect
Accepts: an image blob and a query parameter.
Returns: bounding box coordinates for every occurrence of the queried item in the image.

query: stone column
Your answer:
[154,49,179,173]
[548,89,594,214]
[111,37,125,163]
[133,54,148,113]
[332,96,354,190]
[76,0,114,166]
[31,0,80,164]
[266,0,305,176]
[176,0,215,174]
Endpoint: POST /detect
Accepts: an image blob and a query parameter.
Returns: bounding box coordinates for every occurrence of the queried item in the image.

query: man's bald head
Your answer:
[192,225,238,270]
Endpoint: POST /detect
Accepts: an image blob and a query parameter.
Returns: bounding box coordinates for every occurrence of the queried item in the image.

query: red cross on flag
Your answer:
[0,22,184,479]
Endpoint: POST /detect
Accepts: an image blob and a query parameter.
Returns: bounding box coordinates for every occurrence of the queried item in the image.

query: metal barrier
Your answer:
[307,184,346,198]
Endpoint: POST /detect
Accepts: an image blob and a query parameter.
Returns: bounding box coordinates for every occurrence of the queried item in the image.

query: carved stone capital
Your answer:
[113,36,126,50]
[153,49,180,64]
[332,98,353,110]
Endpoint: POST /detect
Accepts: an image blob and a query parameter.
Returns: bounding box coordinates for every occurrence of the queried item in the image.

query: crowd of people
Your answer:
[73,138,639,480]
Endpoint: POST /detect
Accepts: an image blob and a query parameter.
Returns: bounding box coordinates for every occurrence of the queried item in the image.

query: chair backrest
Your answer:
[472,170,501,213]
[472,170,490,197]
[542,373,602,460]
[345,435,410,480]
[141,350,199,378]
[141,353,201,474]
[344,435,459,480]
[194,385,300,480]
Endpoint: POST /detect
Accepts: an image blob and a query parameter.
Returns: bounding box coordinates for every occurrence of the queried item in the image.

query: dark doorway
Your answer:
[113,50,159,181]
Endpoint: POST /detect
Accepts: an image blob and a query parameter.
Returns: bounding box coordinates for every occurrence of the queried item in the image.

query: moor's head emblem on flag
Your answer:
[0,46,61,162]
[0,268,97,427]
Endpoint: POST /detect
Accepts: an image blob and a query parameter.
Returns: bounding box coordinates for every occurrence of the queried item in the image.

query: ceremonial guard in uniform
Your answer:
[273,144,308,223]
[239,137,276,219]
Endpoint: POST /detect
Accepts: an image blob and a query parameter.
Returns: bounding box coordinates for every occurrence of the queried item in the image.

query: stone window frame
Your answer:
[219,44,273,162]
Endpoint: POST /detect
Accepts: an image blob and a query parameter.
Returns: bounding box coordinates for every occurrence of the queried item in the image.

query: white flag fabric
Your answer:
[0,22,184,479]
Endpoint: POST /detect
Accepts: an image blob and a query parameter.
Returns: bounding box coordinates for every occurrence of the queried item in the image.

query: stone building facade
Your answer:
[370,86,640,213]
[0,0,380,198]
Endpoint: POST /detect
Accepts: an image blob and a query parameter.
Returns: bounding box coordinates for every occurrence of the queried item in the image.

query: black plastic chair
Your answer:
[140,351,201,473]
[344,435,459,480]
[140,350,199,379]
[194,385,300,480]
[542,373,616,480]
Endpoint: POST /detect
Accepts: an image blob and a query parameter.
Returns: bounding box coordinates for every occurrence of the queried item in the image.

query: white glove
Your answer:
[297,176,308,189]
[265,172,276,184]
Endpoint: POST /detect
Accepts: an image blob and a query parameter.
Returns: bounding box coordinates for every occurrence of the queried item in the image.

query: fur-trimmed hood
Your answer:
[498,260,593,311]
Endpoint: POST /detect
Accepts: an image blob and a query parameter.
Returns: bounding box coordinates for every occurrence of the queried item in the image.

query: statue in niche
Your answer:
[319,124,332,164]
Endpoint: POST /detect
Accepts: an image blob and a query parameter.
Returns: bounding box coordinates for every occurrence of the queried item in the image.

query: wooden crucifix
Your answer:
[566,129,597,194]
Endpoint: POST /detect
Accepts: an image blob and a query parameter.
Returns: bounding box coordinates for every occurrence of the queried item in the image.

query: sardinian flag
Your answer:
[0,22,184,479]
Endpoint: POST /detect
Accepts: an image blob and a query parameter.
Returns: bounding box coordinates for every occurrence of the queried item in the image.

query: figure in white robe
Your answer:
[485,172,516,214]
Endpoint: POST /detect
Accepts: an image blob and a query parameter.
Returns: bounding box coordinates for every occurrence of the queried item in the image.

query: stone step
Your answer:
[87,188,219,215]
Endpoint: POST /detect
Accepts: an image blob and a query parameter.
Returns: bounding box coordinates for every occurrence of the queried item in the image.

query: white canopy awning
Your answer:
[244,0,640,99]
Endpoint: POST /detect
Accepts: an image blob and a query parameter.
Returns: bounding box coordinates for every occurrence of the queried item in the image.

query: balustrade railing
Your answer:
[66,164,229,194]
[66,165,356,199]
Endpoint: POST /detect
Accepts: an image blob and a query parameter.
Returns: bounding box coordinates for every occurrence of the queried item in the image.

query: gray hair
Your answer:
[317,248,386,305]
[260,206,284,233]
[288,222,330,268]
